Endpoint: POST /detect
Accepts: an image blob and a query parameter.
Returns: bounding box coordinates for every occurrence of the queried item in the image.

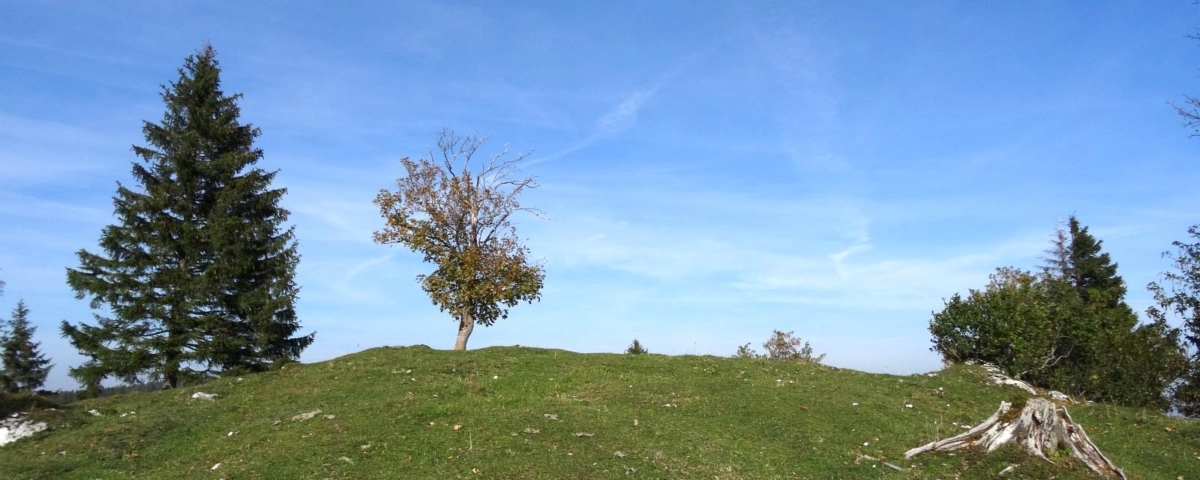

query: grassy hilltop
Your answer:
[1,346,1196,479]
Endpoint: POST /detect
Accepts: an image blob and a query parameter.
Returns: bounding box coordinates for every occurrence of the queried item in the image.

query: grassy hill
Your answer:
[1,346,1196,479]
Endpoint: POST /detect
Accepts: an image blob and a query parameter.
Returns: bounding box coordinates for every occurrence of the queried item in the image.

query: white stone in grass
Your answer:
[192,392,217,401]
[211,463,221,471]
[87,409,101,416]
[291,410,321,421]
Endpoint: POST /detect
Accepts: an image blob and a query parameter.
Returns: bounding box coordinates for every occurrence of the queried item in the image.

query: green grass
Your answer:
[1,346,1196,479]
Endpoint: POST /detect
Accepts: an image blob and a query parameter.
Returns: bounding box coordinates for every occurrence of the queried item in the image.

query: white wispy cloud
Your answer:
[741,7,856,177]
[528,53,704,167]
[530,188,1039,313]
[526,88,658,167]
[344,253,396,282]
[829,242,872,280]
[595,91,652,135]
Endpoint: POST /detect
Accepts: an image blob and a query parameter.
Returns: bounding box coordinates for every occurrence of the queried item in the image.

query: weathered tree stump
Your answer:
[905,398,1125,478]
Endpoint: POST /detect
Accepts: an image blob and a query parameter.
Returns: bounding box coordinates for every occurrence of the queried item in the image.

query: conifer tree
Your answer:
[1041,216,1182,407]
[1,300,52,393]
[1063,217,1128,308]
[62,45,313,389]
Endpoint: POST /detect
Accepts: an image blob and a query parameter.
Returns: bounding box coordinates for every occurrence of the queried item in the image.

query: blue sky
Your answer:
[2,1,1198,391]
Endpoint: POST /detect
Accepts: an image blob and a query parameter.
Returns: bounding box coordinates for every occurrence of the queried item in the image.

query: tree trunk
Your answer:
[163,326,181,389]
[163,351,179,389]
[905,398,1125,479]
[454,311,474,351]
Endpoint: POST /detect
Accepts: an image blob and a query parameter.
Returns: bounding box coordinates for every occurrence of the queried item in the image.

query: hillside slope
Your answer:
[1,346,1196,479]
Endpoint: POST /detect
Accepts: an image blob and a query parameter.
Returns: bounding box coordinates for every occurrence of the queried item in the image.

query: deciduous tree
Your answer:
[930,267,1060,379]
[1148,225,1200,416]
[1173,28,1200,138]
[1154,27,1200,416]
[374,131,544,350]
[61,45,313,389]
[735,330,825,363]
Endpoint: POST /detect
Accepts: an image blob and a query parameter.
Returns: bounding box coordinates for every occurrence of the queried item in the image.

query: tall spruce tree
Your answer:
[62,45,313,389]
[1,300,52,393]
[1064,218,1128,308]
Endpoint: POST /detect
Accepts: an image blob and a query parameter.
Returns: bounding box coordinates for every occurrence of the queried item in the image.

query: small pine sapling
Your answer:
[625,339,648,355]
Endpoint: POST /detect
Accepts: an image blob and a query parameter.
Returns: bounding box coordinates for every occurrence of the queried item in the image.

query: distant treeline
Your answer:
[38,381,166,405]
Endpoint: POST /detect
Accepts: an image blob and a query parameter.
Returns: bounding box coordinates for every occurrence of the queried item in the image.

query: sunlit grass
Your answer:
[0,346,1195,479]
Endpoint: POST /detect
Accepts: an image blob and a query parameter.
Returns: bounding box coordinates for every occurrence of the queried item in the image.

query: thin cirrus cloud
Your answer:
[527,88,659,167]
[528,53,704,167]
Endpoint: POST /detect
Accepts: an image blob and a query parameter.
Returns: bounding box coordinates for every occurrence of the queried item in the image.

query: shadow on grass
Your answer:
[0,392,62,418]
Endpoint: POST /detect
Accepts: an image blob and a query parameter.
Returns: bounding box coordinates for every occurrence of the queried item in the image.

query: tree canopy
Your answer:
[1148,225,1200,416]
[930,216,1185,409]
[62,45,313,389]
[374,131,544,350]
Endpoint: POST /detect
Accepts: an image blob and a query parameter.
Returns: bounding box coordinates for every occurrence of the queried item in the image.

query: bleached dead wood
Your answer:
[905,398,1125,479]
[967,360,1039,395]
